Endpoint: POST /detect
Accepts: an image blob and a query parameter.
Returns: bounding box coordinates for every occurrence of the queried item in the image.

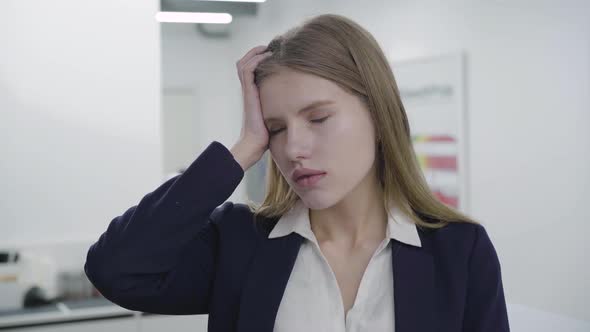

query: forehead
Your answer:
[259,69,346,119]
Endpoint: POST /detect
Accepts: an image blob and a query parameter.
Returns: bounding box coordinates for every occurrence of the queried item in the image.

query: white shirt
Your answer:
[268,200,422,332]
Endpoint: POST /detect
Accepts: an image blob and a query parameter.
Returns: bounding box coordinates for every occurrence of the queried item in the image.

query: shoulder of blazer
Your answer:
[208,201,275,245]
[417,220,481,240]
[416,221,490,265]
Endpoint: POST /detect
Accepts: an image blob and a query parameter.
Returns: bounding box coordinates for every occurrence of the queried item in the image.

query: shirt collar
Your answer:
[268,199,422,247]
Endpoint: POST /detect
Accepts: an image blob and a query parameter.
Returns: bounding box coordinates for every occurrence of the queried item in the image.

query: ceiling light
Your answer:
[155,11,232,24]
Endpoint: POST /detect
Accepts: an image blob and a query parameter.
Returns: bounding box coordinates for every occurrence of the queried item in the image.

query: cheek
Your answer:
[315,115,346,143]
[320,114,370,149]
[323,114,376,171]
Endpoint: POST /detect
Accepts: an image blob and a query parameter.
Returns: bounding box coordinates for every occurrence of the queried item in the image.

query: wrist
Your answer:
[230,141,262,171]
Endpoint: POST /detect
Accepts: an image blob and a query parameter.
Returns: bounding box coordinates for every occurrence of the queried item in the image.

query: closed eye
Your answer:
[311,116,329,123]
[269,116,329,137]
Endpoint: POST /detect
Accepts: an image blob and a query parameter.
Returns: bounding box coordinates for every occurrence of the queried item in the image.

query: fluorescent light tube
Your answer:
[192,0,266,2]
[155,11,233,24]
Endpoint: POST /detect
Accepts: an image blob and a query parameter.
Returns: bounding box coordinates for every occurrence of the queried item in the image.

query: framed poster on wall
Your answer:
[392,52,469,212]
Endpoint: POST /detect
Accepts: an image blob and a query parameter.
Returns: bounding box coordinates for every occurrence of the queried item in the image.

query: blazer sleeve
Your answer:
[84,141,244,315]
[462,224,511,331]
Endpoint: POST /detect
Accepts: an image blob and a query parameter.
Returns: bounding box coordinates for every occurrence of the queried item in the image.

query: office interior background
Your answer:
[1,0,588,331]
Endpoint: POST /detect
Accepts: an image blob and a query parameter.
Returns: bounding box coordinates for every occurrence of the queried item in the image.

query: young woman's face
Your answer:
[259,68,379,210]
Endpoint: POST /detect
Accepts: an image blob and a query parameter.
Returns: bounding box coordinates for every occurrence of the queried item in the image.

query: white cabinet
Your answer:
[0,316,137,332]
[0,314,210,332]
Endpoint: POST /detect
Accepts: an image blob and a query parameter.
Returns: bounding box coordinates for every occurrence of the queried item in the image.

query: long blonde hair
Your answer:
[248,14,478,231]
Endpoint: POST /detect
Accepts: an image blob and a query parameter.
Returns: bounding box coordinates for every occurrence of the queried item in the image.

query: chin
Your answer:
[298,192,341,211]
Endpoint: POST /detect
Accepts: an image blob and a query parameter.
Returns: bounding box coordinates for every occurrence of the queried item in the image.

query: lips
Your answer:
[291,168,326,183]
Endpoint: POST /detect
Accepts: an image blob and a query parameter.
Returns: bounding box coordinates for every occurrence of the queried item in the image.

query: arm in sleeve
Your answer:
[84,141,244,315]
[462,224,511,331]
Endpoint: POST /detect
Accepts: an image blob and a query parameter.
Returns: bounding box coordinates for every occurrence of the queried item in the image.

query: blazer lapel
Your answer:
[236,232,303,332]
[392,240,436,332]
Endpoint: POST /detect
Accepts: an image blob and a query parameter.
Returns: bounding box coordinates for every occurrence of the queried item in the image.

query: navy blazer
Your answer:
[84,141,510,332]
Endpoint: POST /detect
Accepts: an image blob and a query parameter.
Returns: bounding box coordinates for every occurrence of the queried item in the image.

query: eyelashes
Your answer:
[268,116,329,137]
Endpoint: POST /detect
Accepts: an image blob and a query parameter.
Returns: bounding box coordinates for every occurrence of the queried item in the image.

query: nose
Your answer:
[283,124,312,162]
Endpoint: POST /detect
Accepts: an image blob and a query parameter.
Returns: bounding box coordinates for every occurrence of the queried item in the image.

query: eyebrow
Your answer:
[264,99,334,124]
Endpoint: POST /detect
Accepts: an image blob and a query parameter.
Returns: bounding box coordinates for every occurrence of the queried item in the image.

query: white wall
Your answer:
[0,0,162,246]
[161,0,590,327]
[160,23,242,188]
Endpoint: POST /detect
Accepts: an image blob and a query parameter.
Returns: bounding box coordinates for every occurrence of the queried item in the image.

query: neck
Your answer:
[309,173,387,249]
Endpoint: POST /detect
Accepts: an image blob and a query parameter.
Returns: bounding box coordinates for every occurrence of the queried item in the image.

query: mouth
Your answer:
[294,172,326,188]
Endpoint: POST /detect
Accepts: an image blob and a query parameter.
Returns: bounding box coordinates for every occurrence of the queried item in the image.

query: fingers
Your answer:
[236,45,266,82]
[241,52,272,87]
[236,45,272,86]
[236,45,267,68]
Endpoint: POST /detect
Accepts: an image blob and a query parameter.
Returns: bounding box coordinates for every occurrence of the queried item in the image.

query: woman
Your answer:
[85,14,510,332]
